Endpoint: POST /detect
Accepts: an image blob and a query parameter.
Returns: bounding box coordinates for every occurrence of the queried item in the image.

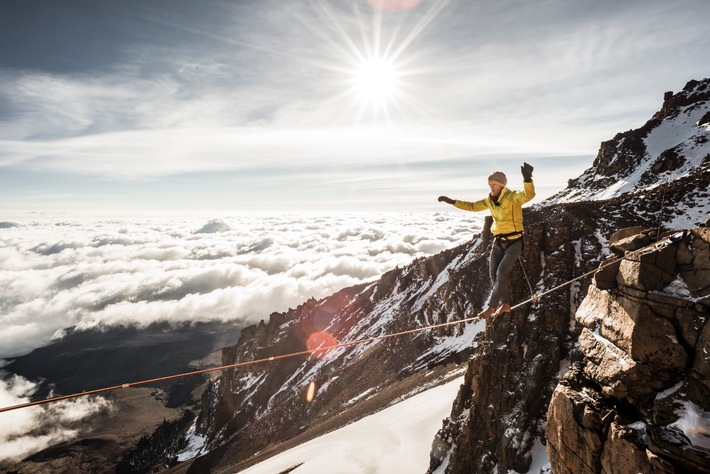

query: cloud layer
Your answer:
[0,211,481,459]
[0,212,482,360]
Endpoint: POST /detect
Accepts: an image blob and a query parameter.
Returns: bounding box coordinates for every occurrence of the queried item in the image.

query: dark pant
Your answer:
[486,238,522,307]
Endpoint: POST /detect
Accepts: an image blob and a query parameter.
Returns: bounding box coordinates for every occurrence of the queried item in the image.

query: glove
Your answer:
[521,162,534,182]
[438,196,455,205]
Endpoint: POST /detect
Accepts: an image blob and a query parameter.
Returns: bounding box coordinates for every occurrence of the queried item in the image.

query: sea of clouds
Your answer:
[0,212,481,360]
[0,211,480,461]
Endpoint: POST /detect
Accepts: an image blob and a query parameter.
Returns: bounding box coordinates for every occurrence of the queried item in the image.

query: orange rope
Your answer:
[0,315,480,414]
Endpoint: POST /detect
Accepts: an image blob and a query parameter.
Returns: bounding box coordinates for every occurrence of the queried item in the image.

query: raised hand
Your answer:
[521,162,534,182]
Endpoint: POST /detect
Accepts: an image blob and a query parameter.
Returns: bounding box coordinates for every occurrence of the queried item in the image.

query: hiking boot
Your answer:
[477,307,497,320]
[495,303,511,316]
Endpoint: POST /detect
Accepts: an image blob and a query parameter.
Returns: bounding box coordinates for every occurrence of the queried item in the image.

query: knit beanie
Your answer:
[488,171,507,186]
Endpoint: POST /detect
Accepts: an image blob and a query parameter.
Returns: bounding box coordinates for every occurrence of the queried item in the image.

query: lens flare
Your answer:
[306,331,338,359]
[306,381,317,403]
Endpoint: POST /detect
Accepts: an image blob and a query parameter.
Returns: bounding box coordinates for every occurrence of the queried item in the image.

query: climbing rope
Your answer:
[0,234,681,414]
[518,256,539,303]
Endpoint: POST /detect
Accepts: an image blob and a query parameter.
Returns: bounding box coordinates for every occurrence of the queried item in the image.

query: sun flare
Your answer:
[351,57,400,104]
[304,0,448,122]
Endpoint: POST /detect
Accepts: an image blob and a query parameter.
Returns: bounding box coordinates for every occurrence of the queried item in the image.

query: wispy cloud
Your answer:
[0,0,708,211]
[0,375,110,462]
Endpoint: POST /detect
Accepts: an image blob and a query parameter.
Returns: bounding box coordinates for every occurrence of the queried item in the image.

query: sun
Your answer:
[341,53,408,120]
[351,56,400,105]
[303,0,448,122]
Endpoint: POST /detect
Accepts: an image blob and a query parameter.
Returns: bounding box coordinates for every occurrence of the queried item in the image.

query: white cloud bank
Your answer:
[0,374,111,463]
[0,211,482,360]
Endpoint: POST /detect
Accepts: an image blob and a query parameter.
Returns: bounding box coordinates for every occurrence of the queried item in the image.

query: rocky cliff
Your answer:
[546,227,710,473]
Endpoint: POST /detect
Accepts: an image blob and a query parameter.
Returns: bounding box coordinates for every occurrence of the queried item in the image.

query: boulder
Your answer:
[600,422,669,474]
[617,244,678,293]
[609,226,655,256]
[576,286,688,396]
[546,382,604,474]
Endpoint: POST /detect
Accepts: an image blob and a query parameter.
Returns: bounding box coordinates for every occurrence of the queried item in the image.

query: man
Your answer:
[438,163,535,319]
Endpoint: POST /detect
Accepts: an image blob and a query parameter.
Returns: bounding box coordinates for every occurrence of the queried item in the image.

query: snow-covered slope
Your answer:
[238,374,551,474]
[551,78,710,223]
[239,376,466,474]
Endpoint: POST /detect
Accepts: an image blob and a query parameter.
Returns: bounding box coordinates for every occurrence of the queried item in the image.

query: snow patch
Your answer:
[670,400,710,450]
[558,358,571,380]
[652,275,701,302]
[416,318,485,365]
[523,437,552,474]
[177,423,208,462]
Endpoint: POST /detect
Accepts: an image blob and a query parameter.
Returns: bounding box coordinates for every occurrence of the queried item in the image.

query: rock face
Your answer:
[546,228,710,473]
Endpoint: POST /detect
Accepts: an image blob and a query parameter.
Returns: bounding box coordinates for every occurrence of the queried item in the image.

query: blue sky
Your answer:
[1,0,709,212]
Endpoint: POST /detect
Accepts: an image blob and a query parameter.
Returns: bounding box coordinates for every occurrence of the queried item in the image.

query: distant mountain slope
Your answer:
[128,78,709,474]
[551,78,710,229]
[5,321,241,405]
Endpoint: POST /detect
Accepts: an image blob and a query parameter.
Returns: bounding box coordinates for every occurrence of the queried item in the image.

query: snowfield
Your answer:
[240,377,463,474]
[239,376,550,474]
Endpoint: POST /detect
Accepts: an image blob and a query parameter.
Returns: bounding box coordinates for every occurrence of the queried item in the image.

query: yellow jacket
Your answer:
[454,181,535,236]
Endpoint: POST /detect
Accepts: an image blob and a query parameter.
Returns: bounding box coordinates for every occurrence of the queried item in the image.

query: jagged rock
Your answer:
[695,321,710,390]
[617,243,678,293]
[594,256,622,290]
[577,327,645,400]
[116,411,196,473]
[547,228,710,473]
[677,228,710,297]
[577,285,688,390]
[546,372,606,474]
[609,226,655,256]
[600,421,673,474]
